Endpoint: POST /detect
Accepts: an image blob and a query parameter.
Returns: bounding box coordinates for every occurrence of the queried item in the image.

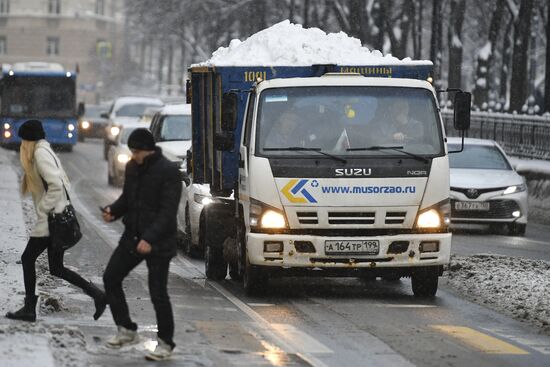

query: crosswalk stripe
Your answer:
[431,325,529,355]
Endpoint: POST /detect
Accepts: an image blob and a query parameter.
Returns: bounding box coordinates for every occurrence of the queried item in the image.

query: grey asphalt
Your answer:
[39,140,550,366]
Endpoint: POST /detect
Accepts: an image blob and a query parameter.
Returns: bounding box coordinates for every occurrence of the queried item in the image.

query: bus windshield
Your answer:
[256,86,443,157]
[1,76,76,118]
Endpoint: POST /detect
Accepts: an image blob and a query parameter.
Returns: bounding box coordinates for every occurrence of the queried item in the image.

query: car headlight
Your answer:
[81,120,90,129]
[117,153,130,164]
[194,193,214,205]
[503,184,526,195]
[110,126,120,137]
[416,199,450,229]
[68,123,75,131]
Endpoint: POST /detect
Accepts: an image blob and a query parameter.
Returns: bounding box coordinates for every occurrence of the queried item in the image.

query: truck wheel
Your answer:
[229,262,242,281]
[243,255,267,296]
[411,267,439,298]
[508,223,526,236]
[205,240,227,280]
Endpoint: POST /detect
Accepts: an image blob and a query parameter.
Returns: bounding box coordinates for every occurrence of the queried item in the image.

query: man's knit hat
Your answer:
[127,128,155,151]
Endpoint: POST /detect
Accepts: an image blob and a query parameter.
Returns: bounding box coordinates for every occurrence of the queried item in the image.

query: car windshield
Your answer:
[160,115,192,141]
[84,105,105,119]
[116,103,161,117]
[256,86,442,157]
[448,144,512,170]
[120,127,137,144]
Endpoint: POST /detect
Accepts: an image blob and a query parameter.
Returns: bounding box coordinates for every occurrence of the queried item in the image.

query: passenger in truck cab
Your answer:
[264,109,305,148]
[373,98,424,144]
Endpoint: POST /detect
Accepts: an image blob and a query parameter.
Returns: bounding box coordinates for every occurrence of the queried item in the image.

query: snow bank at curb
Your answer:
[444,254,550,333]
[196,20,431,67]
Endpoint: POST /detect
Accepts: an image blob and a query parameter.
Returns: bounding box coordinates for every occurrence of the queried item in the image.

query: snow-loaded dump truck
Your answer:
[186,63,471,297]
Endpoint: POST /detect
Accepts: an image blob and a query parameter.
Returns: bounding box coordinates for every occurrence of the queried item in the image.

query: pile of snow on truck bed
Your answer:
[197,20,431,67]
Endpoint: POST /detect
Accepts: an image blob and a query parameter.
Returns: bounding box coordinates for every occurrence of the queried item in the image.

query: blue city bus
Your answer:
[0,62,79,150]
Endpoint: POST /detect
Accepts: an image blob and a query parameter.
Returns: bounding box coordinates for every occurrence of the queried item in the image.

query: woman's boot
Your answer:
[84,281,107,320]
[5,295,38,322]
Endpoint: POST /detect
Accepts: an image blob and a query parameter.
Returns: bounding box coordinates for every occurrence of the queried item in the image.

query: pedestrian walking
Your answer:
[5,119,107,322]
[101,128,181,361]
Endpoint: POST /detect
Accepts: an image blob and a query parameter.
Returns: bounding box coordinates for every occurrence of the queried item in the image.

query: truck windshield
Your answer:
[256,86,442,157]
[1,76,75,118]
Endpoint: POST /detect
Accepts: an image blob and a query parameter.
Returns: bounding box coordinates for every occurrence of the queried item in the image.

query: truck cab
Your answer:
[188,65,470,297]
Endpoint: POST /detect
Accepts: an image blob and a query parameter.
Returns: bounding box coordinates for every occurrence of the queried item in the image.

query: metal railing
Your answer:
[441,110,550,160]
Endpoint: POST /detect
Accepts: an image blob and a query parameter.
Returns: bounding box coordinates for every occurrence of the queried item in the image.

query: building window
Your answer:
[95,0,104,16]
[0,36,6,54]
[0,0,10,14]
[48,0,60,14]
[46,37,59,55]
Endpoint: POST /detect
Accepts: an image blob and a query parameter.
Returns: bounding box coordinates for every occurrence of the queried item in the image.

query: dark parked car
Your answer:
[78,104,109,141]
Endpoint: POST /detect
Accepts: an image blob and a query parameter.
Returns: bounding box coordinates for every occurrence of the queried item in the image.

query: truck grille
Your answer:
[385,212,407,224]
[328,211,375,225]
[451,200,520,219]
[297,212,318,224]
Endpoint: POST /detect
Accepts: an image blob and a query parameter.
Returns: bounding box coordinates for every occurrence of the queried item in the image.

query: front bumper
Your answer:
[450,190,528,224]
[247,232,451,268]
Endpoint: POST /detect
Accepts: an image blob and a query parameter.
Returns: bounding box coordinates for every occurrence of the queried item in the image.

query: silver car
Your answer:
[107,123,142,187]
[448,137,528,236]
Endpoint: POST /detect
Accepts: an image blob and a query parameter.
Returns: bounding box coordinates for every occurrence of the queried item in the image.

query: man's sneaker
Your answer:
[145,339,173,361]
[105,326,139,348]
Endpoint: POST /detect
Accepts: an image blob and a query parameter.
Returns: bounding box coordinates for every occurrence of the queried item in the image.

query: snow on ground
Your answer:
[196,20,431,67]
[444,254,550,334]
[0,150,86,367]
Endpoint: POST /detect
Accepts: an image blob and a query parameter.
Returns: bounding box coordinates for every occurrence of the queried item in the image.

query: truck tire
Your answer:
[203,207,228,280]
[411,267,439,298]
[205,239,227,280]
[243,255,267,296]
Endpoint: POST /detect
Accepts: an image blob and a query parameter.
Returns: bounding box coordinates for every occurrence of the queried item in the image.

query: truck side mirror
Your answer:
[453,91,471,131]
[100,111,109,119]
[221,92,238,131]
[214,132,235,151]
[77,102,85,117]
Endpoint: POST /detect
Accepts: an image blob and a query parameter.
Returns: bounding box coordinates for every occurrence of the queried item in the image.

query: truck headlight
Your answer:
[415,199,450,229]
[3,123,10,130]
[68,123,75,131]
[250,198,287,230]
[117,153,130,163]
[503,184,526,195]
[416,209,441,228]
[261,210,286,229]
[110,126,120,137]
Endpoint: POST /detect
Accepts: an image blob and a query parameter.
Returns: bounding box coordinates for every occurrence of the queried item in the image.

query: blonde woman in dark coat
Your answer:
[5,120,107,322]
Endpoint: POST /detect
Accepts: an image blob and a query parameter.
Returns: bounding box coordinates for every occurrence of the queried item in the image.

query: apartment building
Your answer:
[0,0,125,102]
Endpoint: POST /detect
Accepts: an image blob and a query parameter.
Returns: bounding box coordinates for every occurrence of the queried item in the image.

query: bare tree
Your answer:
[473,0,505,107]
[430,0,444,84]
[509,0,534,112]
[545,1,550,113]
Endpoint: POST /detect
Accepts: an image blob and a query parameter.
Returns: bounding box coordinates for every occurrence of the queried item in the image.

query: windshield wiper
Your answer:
[346,145,429,163]
[264,147,347,164]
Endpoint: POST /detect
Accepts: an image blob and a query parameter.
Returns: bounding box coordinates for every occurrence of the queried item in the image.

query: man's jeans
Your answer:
[103,244,175,348]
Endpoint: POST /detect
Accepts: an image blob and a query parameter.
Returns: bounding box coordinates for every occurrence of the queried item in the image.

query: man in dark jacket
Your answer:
[102,128,182,361]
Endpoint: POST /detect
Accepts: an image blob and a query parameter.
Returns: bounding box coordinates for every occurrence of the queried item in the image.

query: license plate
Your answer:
[325,240,379,255]
[454,201,490,211]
